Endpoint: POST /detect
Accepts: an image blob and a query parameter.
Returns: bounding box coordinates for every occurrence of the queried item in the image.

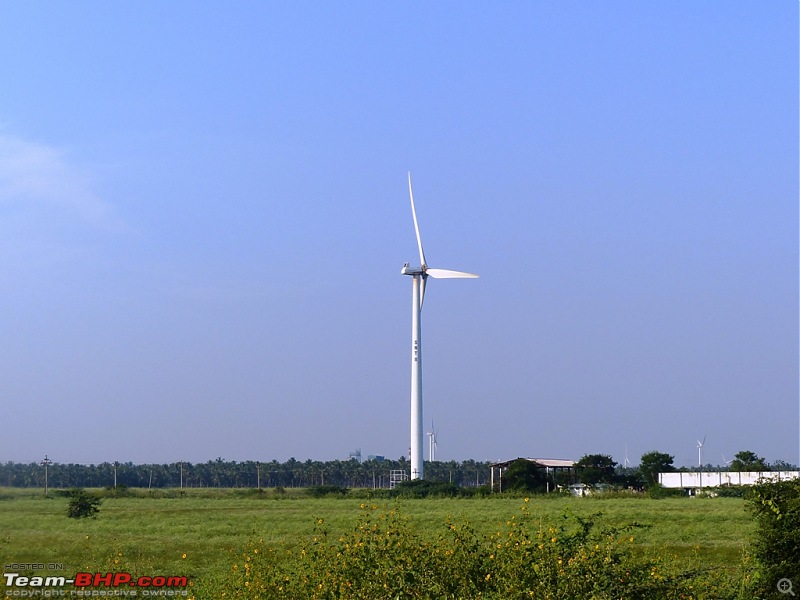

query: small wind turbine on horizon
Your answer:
[428,422,439,463]
[402,173,478,480]
[697,435,706,469]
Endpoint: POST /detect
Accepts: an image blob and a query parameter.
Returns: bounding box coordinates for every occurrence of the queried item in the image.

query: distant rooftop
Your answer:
[490,458,575,469]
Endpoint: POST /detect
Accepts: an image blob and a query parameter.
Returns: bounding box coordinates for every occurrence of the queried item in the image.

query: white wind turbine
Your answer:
[697,435,706,469]
[402,173,478,480]
[428,422,439,463]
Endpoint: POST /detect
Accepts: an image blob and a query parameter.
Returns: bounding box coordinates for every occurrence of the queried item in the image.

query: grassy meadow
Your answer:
[0,487,756,598]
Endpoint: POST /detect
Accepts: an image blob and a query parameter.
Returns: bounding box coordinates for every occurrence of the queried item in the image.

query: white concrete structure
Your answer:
[659,471,800,489]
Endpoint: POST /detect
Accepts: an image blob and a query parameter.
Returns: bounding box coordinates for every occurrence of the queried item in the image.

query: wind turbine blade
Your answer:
[419,275,426,308]
[408,172,427,268]
[426,268,479,279]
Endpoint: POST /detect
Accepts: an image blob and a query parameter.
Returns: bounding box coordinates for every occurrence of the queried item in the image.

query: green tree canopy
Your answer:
[66,488,101,519]
[502,459,548,493]
[730,450,770,472]
[747,479,800,595]
[639,451,674,488]
[576,454,617,485]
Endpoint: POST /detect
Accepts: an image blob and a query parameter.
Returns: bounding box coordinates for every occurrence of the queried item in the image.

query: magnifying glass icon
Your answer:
[778,578,795,596]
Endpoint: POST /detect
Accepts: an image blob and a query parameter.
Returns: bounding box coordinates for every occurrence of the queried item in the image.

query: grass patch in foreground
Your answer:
[0,489,754,597]
[207,500,755,598]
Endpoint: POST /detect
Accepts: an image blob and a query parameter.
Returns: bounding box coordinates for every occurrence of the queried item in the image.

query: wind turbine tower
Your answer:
[428,423,438,463]
[402,173,477,480]
[697,435,706,468]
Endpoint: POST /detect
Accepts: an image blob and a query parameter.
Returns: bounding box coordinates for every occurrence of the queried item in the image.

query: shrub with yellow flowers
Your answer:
[203,503,752,599]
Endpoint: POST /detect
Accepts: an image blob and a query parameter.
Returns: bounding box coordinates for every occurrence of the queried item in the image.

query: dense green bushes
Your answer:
[65,488,101,518]
[388,480,470,498]
[206,502,750,599]
[306,481,492,499]
[714,485,747,498]
[646,485,687,499]
[746,479,800,597]
[306,485,350,498]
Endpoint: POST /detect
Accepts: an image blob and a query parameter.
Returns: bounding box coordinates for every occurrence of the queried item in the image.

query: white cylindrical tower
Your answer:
[410,274,423,480]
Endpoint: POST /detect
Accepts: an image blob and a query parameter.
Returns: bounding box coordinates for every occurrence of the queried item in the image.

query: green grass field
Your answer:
[0,488,755,598]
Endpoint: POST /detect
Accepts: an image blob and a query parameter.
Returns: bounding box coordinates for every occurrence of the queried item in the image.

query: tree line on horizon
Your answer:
[0,450,791,491]
[0,457,489,490]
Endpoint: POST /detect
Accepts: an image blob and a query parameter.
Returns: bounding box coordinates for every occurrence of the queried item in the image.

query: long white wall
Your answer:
[659,471,800,489]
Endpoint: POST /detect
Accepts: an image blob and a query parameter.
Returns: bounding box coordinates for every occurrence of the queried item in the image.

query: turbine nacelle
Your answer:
[401,263,424,276]
[401,264,477,278]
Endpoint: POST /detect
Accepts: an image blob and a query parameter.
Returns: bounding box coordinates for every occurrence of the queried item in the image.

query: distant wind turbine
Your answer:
[428,422,439,463]
[402,173,478,480]
[697,435,706,468]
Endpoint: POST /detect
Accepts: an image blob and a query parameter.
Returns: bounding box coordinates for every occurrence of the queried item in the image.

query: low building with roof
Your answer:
[489,457,576,492]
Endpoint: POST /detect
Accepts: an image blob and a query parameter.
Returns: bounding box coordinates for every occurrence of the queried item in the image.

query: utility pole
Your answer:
[41,455,52,497]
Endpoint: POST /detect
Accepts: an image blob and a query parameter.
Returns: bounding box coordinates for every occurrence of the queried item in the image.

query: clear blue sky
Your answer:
[1,2,797,468]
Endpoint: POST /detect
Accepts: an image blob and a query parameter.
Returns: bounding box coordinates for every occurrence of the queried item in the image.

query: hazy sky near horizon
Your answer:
[1,2,797,469]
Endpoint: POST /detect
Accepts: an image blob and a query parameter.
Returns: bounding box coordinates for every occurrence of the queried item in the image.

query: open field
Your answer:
[0,487,755,597]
